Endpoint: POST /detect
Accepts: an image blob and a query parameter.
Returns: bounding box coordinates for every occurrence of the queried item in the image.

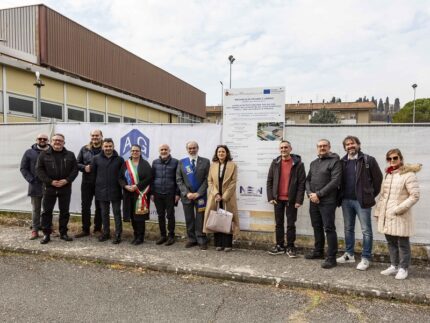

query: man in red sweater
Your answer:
[266,140,306,257]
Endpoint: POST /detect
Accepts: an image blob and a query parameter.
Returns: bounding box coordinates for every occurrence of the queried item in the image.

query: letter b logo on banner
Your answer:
[120,129,150,160]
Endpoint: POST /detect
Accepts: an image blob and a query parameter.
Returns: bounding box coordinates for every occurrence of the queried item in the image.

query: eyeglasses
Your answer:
[37,138,48,141]
[386,156,399,161]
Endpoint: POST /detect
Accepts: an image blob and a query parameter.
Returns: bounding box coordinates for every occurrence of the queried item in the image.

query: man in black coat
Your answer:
[36,133,78,244]
[337,135,383,271]
[20,133,50,240]
[92,138,124,244]
[305,139,342,269]
[152,144,180,246]
[75,129,103,238]
[266,140,306,257]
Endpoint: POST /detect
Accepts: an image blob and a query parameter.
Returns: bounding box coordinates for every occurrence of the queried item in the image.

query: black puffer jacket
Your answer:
[305,152,342,203]
[92,150,124,201]
[151,156,179,195]
[20,144,47,197]
[77,144,102,183]
[36,147,78,194]
[266,154,306,204]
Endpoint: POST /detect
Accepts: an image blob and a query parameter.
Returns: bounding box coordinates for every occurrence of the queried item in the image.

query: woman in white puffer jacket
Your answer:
[374,148,421,280]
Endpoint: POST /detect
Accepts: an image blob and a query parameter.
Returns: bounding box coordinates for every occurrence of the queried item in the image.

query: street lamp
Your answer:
[33,71,45,122]
[412,83,417,124]
[228,55,235,88]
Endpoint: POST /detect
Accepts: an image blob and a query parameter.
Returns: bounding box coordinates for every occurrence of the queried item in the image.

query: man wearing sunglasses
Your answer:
[20,134,50,240]
[337,136,382,271]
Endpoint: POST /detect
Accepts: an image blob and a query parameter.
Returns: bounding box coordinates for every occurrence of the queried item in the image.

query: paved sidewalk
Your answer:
[0,225,429,305]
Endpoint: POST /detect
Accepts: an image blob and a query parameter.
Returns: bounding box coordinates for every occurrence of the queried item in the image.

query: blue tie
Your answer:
[191,159,196,171]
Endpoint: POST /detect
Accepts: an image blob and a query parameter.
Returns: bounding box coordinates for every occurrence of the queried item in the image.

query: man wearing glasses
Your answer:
[20,133,50,240]
[305,139,342,269]
[36,133,78,244]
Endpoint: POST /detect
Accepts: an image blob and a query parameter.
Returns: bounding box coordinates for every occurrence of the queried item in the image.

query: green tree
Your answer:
[394,98,400,112]
[392,98,430,123]
[310,108,338,124]
[378,98,384,112]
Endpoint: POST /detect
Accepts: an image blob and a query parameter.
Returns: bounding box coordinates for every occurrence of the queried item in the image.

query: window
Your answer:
[8,95,34,115]
[108,115,121,123]
[123,117,136,123]
[68,107,86,122]
[41,101,63,120]
[90,111,105,122]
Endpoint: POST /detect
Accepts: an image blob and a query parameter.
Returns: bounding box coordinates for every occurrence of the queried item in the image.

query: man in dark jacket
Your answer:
[92,138,124,244]
[337,135,383,271]
[75,129,103,238]
[36,133,78,244]
[305,139,342,269]
[20,133,50,240]
[152,144,180,246]
[266,140,306,257]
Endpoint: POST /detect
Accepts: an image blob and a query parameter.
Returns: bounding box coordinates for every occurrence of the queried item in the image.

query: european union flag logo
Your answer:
[263,89,271,94]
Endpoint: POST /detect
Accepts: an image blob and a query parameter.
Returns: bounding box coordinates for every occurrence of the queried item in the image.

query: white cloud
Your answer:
[2,0,429,107]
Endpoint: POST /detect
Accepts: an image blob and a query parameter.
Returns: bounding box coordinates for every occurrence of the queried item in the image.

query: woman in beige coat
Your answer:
[375,148,421,280]
[203,145,239,251]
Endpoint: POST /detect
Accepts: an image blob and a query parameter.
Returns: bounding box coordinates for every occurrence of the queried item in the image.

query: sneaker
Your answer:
[395,268,408,280]
[286,248,297,258]
[29,230,39,240]
[305,250,324,259]
[336,252,356,263]
[380,265,398,276]
[268,245,286,255]
[321,258,337,269]
[356,258,370,271]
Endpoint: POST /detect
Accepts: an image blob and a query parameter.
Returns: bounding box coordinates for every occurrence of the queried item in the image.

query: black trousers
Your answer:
[99,200,122,237]
[182,202,207,245]
[214,233,233,248]
[41,189,72,235]
[154,193,176,238]
[274,200,297,248]
[309,201,338,259]
[81,182,101,232]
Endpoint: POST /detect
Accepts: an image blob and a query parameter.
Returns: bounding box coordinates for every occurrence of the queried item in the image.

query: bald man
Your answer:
[151,144,180,246]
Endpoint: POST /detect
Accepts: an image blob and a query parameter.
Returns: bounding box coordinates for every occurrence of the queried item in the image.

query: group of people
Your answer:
[266,136,421,279]
[20,131,421,280]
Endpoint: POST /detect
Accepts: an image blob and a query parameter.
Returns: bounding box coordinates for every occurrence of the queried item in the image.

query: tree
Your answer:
[392,98,430,123]
[356,97,363,102]
[394,98,400,112]
[384,97,390,114]
[330,97,336,103]
[310,108,338,124]
[378,98,384,112]
[371,96,377,105]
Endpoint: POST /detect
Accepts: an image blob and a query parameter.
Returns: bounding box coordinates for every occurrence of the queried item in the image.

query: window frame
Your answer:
[7,93,35,117]
[67,106,87,122]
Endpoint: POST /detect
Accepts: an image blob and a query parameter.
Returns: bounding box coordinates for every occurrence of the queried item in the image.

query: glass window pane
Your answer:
[68,108,85,122]
[90,112,104,122]
[123,117,136,123]
[41,102,62,120]
[108,115,121,123]
[9,96,34,114]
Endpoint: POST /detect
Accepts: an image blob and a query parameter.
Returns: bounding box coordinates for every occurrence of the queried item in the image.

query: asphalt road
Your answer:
[0,252,429,323]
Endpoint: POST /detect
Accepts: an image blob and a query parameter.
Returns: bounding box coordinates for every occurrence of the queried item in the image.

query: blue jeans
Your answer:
[341,199,372,259]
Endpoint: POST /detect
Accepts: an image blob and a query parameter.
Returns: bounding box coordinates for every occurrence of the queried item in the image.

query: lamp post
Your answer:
[33,71,45,122]
[412,83,417,124]
[228,55,235,88]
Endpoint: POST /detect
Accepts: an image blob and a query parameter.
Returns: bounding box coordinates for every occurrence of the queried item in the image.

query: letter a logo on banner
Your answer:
[120,129,150,160]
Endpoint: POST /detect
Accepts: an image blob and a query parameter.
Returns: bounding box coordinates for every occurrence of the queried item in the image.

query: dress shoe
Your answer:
[305,250,325,259]
[156,237,167,245]
[98,234,110,242]
[93,228,102,234]
[200,244,208,250]
[40,235,50,244]
[130,237,138,245]
[74,231,90,238]
[60,234,73,242]
[215,247,224,251]
[224,247,232,252]
[123,218,131,223]
[185,241,198,248]
[165,237,175,246]
[29,230,39,240]
[112,235,121,244]
[321,258,337,269]
[134,238,144,245]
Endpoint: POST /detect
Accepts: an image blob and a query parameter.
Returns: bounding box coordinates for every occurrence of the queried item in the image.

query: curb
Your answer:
[1,245,429,305]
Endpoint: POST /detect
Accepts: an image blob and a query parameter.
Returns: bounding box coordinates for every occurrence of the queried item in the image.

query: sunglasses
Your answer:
[37,138,48,141]
[386,156,399,161]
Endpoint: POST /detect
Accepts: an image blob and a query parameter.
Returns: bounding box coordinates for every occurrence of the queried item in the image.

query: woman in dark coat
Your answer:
[119,145,152,245]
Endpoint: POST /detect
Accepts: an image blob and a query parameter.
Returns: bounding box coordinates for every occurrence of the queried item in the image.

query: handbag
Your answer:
[206,202,233,234]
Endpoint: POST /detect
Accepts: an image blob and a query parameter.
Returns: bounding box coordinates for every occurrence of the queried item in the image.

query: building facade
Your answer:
[0,5,205,124]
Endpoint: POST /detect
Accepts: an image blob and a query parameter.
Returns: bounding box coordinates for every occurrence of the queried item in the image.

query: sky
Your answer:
[1,0,429,108]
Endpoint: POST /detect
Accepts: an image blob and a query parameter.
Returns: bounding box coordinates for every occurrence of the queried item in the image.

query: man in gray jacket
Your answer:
[305,139,342,269]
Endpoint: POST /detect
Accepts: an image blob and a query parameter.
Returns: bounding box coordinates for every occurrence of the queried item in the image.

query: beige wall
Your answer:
[0,65,3,88]
[41,77,64,103]
[159,111,169,123]
[107,96,121,115]
[123,101,136,118]
[136,104,149,121]
[6,67,35,97]
[0,115,3,123]
[148,108,160,123]
[67,84,86,108]
[88,90,105,112]
[7,115,36,123]
[171,115,178,123]
[357,111,370,123]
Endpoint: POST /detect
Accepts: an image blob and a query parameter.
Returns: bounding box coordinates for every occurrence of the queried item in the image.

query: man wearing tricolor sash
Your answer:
[176,141,210,250]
